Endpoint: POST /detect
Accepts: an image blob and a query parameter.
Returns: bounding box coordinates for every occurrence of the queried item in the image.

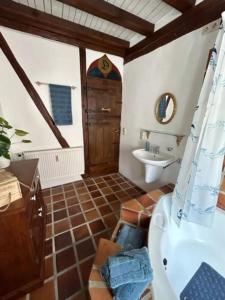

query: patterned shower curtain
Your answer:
[171,14,225,227]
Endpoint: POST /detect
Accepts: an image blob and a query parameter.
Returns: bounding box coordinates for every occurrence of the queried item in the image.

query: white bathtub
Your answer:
[148,193,225,300]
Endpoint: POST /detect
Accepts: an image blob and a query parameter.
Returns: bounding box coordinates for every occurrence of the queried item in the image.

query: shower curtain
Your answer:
[171,14,225,227]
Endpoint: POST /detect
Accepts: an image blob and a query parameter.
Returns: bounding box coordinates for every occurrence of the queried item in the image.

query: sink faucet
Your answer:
[145,142,160,154]
[145,141,150,151]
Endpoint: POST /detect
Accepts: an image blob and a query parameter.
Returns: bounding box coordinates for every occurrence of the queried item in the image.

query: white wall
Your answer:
[119,23,218,191]
[0,28,124,158]
[0,27,84,154]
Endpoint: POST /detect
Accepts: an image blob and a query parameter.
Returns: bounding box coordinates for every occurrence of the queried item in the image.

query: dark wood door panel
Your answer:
[86,75,122,176]
[87,77,122,117]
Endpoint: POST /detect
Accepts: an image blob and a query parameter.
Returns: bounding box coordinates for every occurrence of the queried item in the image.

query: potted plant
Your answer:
[0,117,31,169]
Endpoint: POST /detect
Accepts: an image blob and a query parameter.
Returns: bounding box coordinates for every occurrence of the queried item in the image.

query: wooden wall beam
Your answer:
[79,48,89,174]
[0,1,129,57]
[58,0,154,36]
[0,32,69,148]
[125,0,224,64]
[163,0,196,13]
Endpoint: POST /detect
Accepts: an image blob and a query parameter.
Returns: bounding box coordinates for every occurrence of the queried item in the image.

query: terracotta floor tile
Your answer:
[104,214,118,229]
[115,190,128,198]
[54,209,68,222]
[74,181,85,188]
[76,238,95,260]
[79,193,91,202]
[44,196,51,204]
[105,194,118,202]
[87,185,98,192]
[66,197,79,206]
[31,173,146,300]
[94,177,104,183]
[97,182,107,188]
[56,247,76,272]
[46,214,52,224]
[42,189,51,196]
[106,179,116,186]
[103,175,113,181]
[99,205,112,215]
[80,257,94,285]
[65,190,76,198]
[30,281,55,300]
[94,197,106,206]
[63,183,74,191]
[90,190,102,198]
[70,290,90,300]
[68,204,82,216]
[101,187,113,195]
[71,213,86,227]
[221,177,225,191]
[85,209,100,221]
[110,185,121,192]
[94,230,111,246]
[73,224,90,241]
[58,267,81,300]
[55,231,72,251]
[120,182,130,189]
[52,186,63,195]
[44,239,52,256]
[53,200,66,211]
[84,178,95,186]
[89,219,105,234]
[110,201,121,211]
[77,187,88,194]
[46,224,53,239]
[54,219,70,235]
[138,194,155,208]
[44,256,54,279]
[81,201,94,211]
[47,204,52,213]
[53,193,64,202]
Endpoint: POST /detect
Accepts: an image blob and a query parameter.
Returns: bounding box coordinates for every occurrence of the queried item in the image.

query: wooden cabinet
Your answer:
[0,159,46,300]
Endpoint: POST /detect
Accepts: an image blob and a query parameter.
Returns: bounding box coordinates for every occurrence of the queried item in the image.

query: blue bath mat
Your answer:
[180,262,225,300]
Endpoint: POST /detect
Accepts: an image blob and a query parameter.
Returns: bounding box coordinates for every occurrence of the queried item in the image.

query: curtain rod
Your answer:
[35,81,76,89]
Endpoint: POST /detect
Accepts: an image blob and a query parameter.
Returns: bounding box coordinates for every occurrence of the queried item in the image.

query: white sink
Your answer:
[132,149,175,167]
[132,149,176,183]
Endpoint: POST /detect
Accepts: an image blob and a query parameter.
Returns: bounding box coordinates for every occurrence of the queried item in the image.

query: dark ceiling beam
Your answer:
[0,32,69,148]
[125,0,224,64]
[58,0,154,36]
[163,0,196,13]
[0,0,129,57]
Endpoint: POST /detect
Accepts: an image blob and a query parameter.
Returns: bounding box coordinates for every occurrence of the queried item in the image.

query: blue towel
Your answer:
[49,84,72,125]
[180,262,225,300]
[101,247,153,300]
[116,224,146,251]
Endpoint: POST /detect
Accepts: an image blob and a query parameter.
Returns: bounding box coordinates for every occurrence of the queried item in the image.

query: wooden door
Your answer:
[85,57,122,176]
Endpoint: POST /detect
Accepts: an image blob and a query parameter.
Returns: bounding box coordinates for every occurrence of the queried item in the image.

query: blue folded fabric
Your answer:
[114,279,149,300]
[116,224,146,251]
[180,262,225,300]
[101,247,153,300]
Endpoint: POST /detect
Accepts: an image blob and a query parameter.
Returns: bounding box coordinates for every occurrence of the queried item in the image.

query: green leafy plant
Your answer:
[0,117,31,160]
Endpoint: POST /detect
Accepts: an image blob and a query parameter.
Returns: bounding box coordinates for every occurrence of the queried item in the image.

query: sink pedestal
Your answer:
[145,164,163,183]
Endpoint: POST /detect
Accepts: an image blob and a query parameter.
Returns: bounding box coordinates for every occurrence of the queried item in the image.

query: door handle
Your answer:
[114,129,120,133]
[101,107,111,112]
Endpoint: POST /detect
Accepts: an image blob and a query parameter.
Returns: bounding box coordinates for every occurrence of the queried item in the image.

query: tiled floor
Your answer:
[25,173,145,300]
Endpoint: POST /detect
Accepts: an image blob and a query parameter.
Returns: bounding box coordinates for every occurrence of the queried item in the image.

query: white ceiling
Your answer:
[13,0,202,46]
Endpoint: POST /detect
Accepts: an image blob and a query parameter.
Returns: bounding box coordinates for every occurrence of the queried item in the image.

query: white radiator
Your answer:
[23,147,84,189]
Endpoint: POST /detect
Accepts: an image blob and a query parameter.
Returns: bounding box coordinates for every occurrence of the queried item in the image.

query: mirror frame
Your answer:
[155,93,177,125]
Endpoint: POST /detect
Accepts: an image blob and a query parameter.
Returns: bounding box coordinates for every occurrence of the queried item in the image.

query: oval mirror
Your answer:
[155,93,176,124]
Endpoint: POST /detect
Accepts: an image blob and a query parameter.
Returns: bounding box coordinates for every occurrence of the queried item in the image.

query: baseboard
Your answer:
[41,175,82,189]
